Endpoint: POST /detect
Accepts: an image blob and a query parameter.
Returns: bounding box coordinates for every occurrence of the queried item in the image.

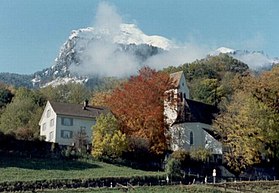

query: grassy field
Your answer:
[0,155,162,182]
[1,156,279,193]
[39,183,279,193]
[40,185,231,193]
[210,181,279,193]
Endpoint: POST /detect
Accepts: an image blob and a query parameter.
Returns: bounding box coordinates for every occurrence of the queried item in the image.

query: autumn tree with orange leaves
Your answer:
[106,67,174,155]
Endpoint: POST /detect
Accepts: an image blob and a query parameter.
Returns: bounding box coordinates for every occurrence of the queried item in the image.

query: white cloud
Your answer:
[69,2,210,77]
[233,52,272,70]
[94,2,122,37]
[70,39,139,77]
[146,44,208,69]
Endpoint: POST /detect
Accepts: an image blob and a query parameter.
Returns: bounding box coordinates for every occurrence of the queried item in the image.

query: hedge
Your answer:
[0,175,166,192]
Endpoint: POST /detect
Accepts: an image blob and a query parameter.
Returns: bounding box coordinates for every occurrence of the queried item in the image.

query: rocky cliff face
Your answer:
[32,24,170,87]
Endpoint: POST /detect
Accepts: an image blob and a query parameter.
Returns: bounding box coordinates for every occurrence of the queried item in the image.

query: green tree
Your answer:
[92,113,128,159]
[0,97,36,134]
[165,158,183,178]
[0,87,45,139]
[190,147,211,163]
[0,87,14,109]
[191,78,225,105]
[67,83,90,104]
[40,83,90,104]
[162,54,249,106]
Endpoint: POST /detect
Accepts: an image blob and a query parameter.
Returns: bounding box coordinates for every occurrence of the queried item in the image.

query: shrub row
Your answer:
[0,175,170,192]
[0,133,54,158]
[210,180,279,191]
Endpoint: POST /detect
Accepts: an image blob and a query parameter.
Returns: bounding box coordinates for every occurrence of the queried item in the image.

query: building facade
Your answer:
[39,101,107,146]
[164,71,222,157]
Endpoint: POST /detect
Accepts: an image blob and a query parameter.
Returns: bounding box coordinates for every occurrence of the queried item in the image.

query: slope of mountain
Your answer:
[115,24,173,50]
[32,23,168,87]
[0,73,33,88]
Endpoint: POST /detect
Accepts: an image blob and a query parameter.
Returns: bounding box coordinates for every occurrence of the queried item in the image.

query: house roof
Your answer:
[185,99,218,124]
[49,101,108,119]
[170,71,184,88]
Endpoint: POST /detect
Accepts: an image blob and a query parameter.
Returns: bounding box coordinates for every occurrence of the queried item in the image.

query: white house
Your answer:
[39,100,107,146]
[164,71,222,160]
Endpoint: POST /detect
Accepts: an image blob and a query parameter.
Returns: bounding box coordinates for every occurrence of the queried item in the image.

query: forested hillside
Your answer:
[163,54,249,107]
[0,73,33,88]
[213,65,279,175]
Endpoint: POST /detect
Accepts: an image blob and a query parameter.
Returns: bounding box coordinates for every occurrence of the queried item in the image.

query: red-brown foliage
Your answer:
[107,67,174,154]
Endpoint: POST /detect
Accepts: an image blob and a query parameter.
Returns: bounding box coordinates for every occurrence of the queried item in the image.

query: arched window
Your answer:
[171,91,174,100]
[190,131,193,145]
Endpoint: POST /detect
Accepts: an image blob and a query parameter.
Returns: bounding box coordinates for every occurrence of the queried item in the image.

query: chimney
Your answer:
[83,99,89,110]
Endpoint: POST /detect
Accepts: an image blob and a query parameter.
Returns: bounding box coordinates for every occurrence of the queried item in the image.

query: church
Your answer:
[164,71,222,162]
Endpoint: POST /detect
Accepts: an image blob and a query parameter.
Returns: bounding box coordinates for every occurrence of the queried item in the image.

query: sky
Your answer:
[0,0,278,74]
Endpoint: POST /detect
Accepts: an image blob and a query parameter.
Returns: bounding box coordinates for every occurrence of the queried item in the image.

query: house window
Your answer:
[50,119,54,127]
[47,109,51,118]
[49,131,54,141]
[42,123,46,131]
[184,93,186,99]
[190,131,194,145]
[61,130,73,139]
[61,117,73,126]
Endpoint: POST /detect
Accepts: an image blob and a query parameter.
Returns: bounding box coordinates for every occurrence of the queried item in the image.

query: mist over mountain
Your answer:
[212,47,279,70]
[0,23,278,89]
[31,23,170,88]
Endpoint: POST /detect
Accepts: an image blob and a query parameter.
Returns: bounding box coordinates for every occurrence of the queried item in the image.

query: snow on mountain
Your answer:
[116,24,173,50]
[33,23,168,87]
[69,24,173,50]
[212,47,279,70]
[42,77,88,88]
[30,24,279,88]
[213,47,236,55]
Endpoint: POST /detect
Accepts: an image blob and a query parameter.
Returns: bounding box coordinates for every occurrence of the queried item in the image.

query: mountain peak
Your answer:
[116,24,173,50]
[68,23,173,51]
[216,47,235,54]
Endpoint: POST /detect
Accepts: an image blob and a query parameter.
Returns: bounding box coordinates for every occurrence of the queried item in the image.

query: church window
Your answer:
[190,131,193,145]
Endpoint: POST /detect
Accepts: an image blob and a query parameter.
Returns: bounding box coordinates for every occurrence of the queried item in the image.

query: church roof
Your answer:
[185,99,218,124]
[170,71,184,88]
[174,99,218,125]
